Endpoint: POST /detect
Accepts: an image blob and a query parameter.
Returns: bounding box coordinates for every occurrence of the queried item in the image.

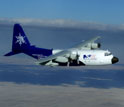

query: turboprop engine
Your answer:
[53,51,80,66]
[87,43,101,49]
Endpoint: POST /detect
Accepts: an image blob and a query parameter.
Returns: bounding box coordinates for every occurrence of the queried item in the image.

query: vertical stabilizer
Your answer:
[12,24,30,52]
[4,24,52,59]
[4,24,31,56]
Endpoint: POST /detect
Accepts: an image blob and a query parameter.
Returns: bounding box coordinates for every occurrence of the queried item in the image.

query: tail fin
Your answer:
[4,24,31,56]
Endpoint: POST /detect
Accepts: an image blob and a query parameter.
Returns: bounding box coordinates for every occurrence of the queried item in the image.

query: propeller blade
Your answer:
[67,61,70,67]
[76,52,80,64]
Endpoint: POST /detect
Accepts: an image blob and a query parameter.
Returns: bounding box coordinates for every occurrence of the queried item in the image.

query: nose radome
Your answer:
[112,57,119,64]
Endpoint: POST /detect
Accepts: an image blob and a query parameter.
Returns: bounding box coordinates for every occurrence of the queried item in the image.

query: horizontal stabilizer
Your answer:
[4,51,20,56]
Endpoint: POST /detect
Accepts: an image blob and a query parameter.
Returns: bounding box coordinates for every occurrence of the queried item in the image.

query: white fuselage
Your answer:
[52,49,114,66]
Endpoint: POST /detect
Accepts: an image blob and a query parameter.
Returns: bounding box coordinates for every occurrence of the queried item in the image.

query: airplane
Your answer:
[4,24,119,66]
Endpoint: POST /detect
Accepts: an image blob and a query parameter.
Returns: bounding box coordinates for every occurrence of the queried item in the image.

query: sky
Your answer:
[0,0,124,24]
[0,0,123,65]
[1,1,124,106]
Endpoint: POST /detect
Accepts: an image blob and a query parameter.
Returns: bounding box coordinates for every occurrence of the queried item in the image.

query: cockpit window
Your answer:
[104,52,112,56]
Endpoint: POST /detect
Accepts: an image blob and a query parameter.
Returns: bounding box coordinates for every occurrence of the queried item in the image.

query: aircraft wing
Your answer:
[72,36,101,50]
[37,50,71,65]
[37,36,100,65]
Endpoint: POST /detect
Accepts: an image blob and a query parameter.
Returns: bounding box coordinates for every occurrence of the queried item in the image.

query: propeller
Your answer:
[76,51,80,64]
[67,56,72,67]
[67,51,80,67]
[76,54,80,64]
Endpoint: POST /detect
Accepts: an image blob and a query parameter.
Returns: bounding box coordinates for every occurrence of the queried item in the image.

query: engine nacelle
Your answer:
[54,56,68,63]
[70,53,77,60]
[65,52,78,60]
[87,43,101,49]
[54,54,78,63]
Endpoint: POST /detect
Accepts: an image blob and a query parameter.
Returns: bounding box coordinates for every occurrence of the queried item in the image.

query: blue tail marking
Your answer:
[4,24,52,59]
[12,24,30,51]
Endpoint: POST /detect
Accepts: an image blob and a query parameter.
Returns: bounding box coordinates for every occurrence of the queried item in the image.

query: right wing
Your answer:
[71,36,101,50]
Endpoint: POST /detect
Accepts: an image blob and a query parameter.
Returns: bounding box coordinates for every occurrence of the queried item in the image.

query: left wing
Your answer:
[37,50,70,65]
[37,36,100,65]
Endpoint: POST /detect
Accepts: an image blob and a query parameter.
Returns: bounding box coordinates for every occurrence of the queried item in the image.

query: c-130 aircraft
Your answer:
[4,24,119,66]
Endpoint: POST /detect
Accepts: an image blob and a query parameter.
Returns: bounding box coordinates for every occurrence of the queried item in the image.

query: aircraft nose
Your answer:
[112,57,119,64]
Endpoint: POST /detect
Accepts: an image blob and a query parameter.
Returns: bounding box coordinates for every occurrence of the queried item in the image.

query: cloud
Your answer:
[0,82,124,107]
[0,18,124,31]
